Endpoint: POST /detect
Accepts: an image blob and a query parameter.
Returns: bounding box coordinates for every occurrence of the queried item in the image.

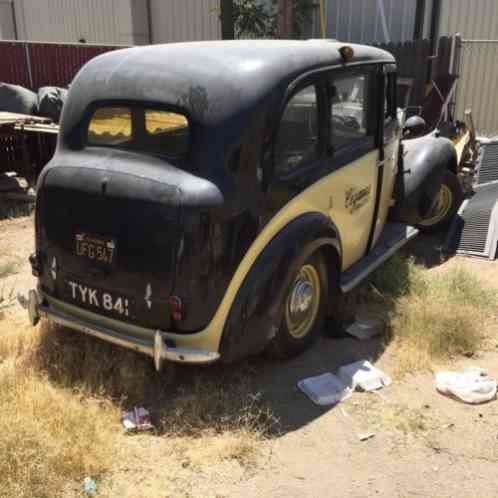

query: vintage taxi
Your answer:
[26,40,458,370]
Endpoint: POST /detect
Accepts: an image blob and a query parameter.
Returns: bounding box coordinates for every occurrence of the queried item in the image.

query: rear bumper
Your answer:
[27,289,220,371]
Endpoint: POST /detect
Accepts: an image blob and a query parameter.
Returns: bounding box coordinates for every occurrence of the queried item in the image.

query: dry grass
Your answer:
[0,324,117,498]
[0,321,276,498]
[0,259,20,278]
[351,394,433,437]
[370,254,496,374]
[0,286,15,316]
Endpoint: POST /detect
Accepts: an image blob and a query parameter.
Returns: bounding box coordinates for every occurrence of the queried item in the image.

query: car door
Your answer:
[324,67,379,269]
[263,68,379,272]
[371,64,401,246]
[263,80,328,226]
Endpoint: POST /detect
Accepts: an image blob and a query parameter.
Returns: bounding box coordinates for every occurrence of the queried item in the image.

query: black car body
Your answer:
[27,40,457,370]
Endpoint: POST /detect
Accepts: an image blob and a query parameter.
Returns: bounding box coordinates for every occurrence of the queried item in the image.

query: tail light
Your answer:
[168,296,183,321]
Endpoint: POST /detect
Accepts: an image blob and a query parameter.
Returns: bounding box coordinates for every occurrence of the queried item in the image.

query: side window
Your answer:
[329,73,370,150]
[275,85,318,176]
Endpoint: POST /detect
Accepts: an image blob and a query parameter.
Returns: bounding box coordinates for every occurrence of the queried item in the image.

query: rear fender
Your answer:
[219,213,341,363]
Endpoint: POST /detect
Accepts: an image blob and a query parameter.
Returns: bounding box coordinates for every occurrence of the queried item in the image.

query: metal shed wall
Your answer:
[438,0,498,39]
[320,0,418,44]
[438,0,498,135]
[150,0,220,43]
[12,0,136,44]
[0,1,16,39]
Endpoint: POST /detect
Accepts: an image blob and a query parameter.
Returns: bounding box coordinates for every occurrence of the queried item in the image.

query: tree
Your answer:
[218,0,316,40]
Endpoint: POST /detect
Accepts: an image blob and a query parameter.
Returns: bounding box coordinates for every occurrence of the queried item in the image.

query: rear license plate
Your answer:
[75,232,116,265]
[67,280,131,318]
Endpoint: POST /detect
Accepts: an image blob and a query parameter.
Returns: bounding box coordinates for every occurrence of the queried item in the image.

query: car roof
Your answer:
[62,40,395,131]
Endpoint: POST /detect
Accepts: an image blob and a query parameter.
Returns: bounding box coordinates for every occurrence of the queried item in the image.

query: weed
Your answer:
[370,256,496,373]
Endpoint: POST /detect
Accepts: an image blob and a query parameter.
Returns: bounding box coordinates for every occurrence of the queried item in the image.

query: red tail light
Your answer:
[168,296,183,321]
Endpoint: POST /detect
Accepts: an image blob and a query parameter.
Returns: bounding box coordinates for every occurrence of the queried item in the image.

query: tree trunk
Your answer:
[278,0,293,38]
[220,0,235,40]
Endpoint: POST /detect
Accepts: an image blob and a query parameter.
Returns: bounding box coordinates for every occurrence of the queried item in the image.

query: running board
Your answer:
[340,223,419,293]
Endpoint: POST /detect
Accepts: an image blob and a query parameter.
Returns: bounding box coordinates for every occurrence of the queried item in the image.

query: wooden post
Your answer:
[278,0,293,38]
[220,0,235,40]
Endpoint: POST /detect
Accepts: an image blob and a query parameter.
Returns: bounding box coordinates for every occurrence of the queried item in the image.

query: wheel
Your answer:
[417,170,463,233]
[267,252,328,359]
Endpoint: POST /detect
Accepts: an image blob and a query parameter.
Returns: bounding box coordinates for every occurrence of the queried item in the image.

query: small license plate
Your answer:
[75,232,116,265]
[67,281,131,318]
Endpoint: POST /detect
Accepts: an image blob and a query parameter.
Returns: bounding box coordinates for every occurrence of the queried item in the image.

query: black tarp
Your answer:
[0,83,38,115]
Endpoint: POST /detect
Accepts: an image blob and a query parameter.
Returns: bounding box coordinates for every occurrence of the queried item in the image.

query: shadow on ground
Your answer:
[404,231,448,268]
[31,233,442,438]
[33,323,387,437]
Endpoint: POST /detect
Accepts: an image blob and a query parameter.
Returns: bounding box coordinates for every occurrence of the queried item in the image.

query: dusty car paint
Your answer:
[28,40,454,366]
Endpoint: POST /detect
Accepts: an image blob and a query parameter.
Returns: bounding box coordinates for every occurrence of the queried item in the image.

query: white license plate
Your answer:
[67,281,130,317]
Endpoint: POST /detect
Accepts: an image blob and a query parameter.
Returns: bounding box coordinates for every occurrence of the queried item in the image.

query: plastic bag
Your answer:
[435,367,497,404]
[338,360,392,392]
[0,83,38,115]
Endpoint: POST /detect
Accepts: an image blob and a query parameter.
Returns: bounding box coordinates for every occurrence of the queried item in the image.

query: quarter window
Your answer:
[275,85,319,176]
[88,107,132,145]
[330,74,369,150]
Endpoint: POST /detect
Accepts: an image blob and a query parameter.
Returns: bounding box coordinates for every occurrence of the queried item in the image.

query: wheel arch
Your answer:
[219,212,342,363]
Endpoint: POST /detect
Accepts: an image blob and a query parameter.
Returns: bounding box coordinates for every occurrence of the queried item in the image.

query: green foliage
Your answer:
[220,0,317,39]
[233,0,275,38]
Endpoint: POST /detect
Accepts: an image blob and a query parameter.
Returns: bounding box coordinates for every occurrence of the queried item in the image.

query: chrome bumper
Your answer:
[24,290,220,371]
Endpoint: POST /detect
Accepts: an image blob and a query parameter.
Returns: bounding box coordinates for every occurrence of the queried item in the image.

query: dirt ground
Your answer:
[2,216,498,498]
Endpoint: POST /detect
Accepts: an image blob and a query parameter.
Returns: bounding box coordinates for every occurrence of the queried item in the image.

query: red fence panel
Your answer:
[28,43,121,88]
[0,42,31,87]
[0,41,124,90]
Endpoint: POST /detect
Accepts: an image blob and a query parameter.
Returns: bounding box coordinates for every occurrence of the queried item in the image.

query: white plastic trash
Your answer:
[338,360,392,392]
[435,368,497,404]
[121,406,154,432]
[298,373,353,406]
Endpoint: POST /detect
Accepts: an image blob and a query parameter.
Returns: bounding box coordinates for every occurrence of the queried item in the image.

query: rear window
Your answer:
[87,106,189,157]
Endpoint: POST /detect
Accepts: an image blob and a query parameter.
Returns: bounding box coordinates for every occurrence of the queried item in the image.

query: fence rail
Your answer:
[0,40,123,89]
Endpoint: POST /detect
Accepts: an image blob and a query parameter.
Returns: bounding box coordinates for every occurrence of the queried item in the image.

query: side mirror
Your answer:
[403,115,427,138]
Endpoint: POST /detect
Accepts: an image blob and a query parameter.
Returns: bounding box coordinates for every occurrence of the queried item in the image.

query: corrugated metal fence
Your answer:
[377,38,431,107]
[322,0,418,44]
[0,40,122,89]
[454,39,498,136]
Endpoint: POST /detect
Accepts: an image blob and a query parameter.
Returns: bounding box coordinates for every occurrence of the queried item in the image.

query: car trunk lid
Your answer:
[37,150,186,330]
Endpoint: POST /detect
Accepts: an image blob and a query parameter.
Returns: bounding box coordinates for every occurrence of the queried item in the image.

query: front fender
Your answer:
[392,135,457,224]
[219,212,341,363]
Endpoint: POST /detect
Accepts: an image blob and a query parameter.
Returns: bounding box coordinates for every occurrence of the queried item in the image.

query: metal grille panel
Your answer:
[476,142,498,186]
[446,184,498,259]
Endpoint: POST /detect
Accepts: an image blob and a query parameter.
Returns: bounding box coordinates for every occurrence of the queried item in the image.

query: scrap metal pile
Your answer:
[0,82,64,200]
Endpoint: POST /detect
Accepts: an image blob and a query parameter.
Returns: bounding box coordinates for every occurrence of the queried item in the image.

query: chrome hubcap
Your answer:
[285,264,321,339]
[289,280,314,318]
